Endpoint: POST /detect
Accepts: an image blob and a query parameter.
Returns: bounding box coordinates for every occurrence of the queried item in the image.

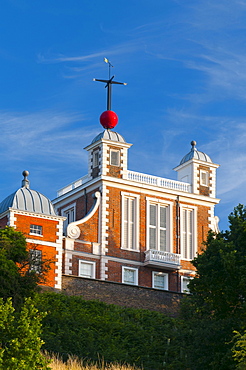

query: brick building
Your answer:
[0,171,65,289]
[0,102,219,294]
[51,119,219,293]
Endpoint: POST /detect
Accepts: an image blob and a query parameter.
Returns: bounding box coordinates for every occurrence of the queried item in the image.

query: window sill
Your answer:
[121,247,140,253]
[29,233,43,237]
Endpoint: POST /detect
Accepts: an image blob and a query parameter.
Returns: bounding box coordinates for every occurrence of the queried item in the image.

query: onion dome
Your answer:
[91,129,126,144]
[180,141,212,165]
[0,171,57,216]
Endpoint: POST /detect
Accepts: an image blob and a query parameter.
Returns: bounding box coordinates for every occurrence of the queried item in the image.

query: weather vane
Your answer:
[93,58,127,111]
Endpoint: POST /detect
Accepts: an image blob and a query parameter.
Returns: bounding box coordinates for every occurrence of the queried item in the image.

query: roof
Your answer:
[180,141,212,165]
[91,129,126,144]
[0,171,57,216]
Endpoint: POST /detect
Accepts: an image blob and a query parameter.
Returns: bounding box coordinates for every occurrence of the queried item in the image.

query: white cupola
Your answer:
[174,141,219,198]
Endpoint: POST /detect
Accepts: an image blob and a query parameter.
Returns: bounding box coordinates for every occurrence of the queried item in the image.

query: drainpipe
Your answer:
[84,187,87,215]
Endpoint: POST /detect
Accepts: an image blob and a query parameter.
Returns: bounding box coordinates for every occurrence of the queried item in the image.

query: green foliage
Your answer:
[232,330,246,369]
[173,204,246,369]
[0,226,50,309]
[36,292,175,370]
[0,297,49,370]
[188,204,246,320]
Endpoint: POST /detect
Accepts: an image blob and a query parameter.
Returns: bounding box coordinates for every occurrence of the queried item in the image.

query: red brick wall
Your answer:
[26,242,57,287]
[15,214,59,242]
[15,214,60,288]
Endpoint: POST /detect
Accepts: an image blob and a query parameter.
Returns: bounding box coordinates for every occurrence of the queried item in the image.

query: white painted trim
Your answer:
[61,202,76,215]
[200,170,209,187]
[180,204,197,261]
[8,208,65,221]
[66,191,101,239]
[146,197,173,253]
[152,271,168,290]
[121,192,140,251]
[110,148,120,166]
[78,259,96,279]
[181,276,192,294]
[53,173,219,210]
[122,266,138,285]
[26,238,60,248]
[99,183,109,279]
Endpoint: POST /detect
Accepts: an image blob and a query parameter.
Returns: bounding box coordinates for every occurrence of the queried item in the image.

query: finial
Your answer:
[93,59,127,111]
[22,170,30,188]
[104,57,114,79]
[191,140,197,149]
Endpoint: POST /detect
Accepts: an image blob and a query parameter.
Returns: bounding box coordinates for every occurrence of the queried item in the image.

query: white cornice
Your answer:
[174,159,220,171]
[53,173,220,208]
[7,208,66,221]
[84,138,132,151]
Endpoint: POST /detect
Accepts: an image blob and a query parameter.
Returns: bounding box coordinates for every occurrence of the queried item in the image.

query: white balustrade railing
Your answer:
[145,249,181,266]
[57,175,89,197]
[57,170,190,197]
[127,171,191,192]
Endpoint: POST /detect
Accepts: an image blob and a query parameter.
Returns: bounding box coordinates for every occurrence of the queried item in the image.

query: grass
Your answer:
[46,353,142,370]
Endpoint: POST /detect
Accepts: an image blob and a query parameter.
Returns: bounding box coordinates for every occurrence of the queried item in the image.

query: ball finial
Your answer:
[191,140,197,148]
[22,170,29,178]
[100,110,118,129]
[21,170,30,188]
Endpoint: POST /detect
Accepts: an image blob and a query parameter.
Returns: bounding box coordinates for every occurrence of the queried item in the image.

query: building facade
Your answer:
[0,118,220,294]
[52,127,219,293]
[0,171,65,289]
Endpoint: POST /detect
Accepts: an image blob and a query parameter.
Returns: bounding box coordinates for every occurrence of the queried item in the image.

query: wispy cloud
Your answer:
[0,110,97,165]
[37,40,143,65]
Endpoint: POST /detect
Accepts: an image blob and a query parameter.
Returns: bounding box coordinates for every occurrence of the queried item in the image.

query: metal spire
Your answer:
[93,58,127,111]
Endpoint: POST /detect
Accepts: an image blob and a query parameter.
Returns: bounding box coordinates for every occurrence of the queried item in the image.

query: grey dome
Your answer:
[0,172,57,216]
[91,129,126,144]
[180,141,212,165]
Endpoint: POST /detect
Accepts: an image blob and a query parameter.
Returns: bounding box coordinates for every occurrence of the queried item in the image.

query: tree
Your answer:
[188,204,246,320]
[0,297,50,370]
[174,204,246,369]
[0,227,49,309]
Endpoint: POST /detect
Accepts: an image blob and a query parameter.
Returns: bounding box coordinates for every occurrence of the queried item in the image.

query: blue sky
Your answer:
[0,0,246,231]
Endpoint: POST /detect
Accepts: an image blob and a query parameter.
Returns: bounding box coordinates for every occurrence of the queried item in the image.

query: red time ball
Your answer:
[100,110,118,129]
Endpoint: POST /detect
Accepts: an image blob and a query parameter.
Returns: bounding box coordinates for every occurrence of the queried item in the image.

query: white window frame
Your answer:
[61,203,76,232]
[93,149,99,168]
[200,170,209,187]
[152,271,168,290]
[110,149,120,166]
[122,266,138,285]
[79,260,96,279]
[146,197,173,252]
[30,224,43,236]
[180,205,197,260]
[121,192,140,251]
[181,276,192,294]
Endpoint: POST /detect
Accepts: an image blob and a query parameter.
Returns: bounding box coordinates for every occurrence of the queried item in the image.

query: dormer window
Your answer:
[200,170,209,187]
[110,149,120,166]
[30,224,42,236]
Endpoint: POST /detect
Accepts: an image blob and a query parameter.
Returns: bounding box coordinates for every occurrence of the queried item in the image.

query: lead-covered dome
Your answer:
[180,141,212,165]
[0,171,56,216]
[91,129,126,144]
